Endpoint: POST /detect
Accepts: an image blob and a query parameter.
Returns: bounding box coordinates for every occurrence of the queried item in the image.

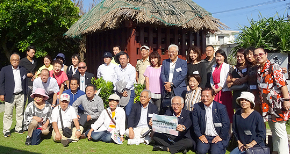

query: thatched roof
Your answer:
[65,0,227,37]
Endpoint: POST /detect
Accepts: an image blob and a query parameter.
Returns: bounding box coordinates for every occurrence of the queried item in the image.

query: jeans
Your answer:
[31,129,42,145]
[230,147,245,154]
[125,90,135,116]
[87,131,112,143]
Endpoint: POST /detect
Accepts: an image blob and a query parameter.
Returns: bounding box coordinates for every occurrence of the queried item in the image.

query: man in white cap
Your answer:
[136,45,150,85]
[51,93,83,147]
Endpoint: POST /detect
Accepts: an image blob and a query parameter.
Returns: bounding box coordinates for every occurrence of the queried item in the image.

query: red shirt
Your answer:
[49,70,68,88]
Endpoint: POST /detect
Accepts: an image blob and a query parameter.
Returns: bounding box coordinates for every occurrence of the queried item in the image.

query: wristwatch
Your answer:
[77,129,81,132]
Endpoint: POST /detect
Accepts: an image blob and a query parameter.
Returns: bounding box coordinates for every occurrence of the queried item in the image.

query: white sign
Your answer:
[152,114,178,136]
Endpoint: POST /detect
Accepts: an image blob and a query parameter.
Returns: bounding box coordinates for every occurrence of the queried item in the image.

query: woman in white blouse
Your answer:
[86,94,125,143]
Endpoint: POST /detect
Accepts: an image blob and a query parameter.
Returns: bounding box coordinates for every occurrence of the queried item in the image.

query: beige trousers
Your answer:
[268,121,289,154]
[3,94,25,134]
[52,126,84,142]
[27,119,50,137]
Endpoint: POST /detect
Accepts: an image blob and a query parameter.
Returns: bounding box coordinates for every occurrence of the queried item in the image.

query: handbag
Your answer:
[162,89,175,108]
[59,108,72,138]
[230,83,248,91]
[245,144,270,154]
[105,109,123,144]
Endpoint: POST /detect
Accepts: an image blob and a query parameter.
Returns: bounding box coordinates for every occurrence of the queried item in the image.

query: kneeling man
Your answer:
[152,96,194,154]
[126,89,158,144]
[51,94,83,147]
[192,88,230,154]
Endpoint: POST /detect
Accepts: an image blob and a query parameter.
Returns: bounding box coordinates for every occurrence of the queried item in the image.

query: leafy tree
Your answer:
[233,14,290,53]
[0,0,80,66]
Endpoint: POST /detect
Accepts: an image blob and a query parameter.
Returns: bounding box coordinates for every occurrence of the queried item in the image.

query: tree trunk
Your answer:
[2,36,14,61]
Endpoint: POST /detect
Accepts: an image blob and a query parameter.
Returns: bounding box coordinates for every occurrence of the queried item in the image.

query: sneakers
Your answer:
[4,132,11,137]
[15,130,24,134]
[25,137,31,145]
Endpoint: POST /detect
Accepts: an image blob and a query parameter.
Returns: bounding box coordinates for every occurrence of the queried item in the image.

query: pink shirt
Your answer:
[143,66,162,94]
[49,70,68,87]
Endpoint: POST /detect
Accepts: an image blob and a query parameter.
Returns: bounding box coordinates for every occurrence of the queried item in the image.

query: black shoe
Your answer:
[25,137,31,145]
[153,145,165,151]
[61,139,72,147]
[4,132,11,137]
[15,130,24,134]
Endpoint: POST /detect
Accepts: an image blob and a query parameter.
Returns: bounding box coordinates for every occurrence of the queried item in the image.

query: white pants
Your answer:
[268,121,289,154]
[125,127,151,144]
[3,94,25,134]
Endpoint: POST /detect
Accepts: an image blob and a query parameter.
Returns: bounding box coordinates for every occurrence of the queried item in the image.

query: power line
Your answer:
[212,0,286,14]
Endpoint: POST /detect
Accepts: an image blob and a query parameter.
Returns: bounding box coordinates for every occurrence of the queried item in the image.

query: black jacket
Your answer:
[73,72,94,86]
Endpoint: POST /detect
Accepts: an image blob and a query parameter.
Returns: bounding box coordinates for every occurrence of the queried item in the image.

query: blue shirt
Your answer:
[63,89,85,112]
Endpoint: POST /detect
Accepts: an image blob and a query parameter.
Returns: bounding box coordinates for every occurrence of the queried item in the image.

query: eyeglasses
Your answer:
[78,66,86,69]
[253,53,265,57]
[171,103,182,106]
[11,59,19,62]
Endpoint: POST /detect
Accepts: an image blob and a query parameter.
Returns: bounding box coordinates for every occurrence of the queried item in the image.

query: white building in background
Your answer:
[206,30,239,55]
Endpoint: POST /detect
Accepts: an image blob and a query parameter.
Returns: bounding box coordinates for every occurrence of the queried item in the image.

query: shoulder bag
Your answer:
[59,108,72,138]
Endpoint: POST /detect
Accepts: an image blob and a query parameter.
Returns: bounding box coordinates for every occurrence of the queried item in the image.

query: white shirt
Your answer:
[169,58,178,83]
[97,63,116,83]
[33,77,59,95]
[137,103,149,128]
[51,106,77,129]
[80,74,86,92]
[204,103,218,136]
[115,63,136,90]
[12,66,22,93]
[91,107,126,135]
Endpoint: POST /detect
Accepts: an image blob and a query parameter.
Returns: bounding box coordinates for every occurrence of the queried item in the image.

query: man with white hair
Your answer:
[136,45,150,85]
[151,96,194,153]
[126,89,158,145]
[0,53,27,137]
[160,44,187,112]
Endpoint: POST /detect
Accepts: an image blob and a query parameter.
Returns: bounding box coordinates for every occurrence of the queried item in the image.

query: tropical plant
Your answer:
[91,77,114,107]
[0,0,81,65]
[134,84,145,103]
[232,13,290,54]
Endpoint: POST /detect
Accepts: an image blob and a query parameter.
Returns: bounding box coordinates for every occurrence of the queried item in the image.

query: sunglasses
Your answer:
[78,66,86,69]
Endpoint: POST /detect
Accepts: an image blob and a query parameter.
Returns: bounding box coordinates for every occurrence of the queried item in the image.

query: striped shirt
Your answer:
[23,101,52,129]
[185,87,202,111]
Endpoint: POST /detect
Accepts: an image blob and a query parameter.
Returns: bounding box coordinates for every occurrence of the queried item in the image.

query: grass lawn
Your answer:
[0,108,238,154]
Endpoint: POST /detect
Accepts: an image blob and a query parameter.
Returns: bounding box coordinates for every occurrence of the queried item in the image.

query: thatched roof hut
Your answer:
[65,0,227,75]
[65,0,226,37]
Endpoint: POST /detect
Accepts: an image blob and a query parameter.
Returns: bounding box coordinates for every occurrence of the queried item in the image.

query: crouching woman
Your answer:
[24,88,52,145]
[86,94,125,143]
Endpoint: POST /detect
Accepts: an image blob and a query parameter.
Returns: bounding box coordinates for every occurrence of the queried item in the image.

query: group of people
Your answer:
[0,44,289,154]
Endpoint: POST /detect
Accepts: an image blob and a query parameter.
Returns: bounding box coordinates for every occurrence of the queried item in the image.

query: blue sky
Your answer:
[81,0,290,31]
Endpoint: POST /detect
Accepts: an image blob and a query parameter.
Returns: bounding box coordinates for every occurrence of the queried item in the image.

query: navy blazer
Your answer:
[128,102,158,129]
[165,109,192,139]
[73,72,94,86]
[160,58,187,97]
[0,65,27,102]
[192,101,230,144]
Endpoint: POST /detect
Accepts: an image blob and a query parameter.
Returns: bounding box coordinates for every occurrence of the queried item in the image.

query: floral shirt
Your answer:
[257,60,289,122]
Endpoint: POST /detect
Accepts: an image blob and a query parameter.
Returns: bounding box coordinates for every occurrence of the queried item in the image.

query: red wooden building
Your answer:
[65,0,226,75]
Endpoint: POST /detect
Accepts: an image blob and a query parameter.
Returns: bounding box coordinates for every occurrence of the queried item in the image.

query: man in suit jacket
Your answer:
[73,62,94,92]
[152,96,194,154]
[160,44,187,111]
[0,53,27,137]
[192,88,230,154]
[126,89,158,144]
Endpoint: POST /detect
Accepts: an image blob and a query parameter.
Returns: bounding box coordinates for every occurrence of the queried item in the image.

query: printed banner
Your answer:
[152,114,178,136]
